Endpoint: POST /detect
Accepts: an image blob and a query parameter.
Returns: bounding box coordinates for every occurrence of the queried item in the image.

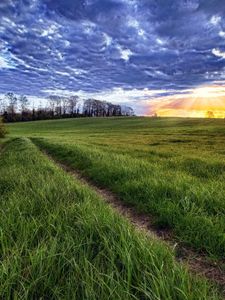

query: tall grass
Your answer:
[28,118,225,259]
[0,138,221,299]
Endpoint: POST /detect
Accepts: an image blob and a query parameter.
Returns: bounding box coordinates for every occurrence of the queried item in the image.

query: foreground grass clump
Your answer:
[0,138,220,299]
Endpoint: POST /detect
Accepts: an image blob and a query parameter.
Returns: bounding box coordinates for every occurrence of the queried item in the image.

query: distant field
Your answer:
[1,117,225,298]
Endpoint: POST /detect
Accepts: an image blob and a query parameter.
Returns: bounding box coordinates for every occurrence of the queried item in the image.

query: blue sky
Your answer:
[0,0,225,115]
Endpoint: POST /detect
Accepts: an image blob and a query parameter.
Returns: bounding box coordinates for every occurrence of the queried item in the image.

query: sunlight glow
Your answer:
[148,85,225,118]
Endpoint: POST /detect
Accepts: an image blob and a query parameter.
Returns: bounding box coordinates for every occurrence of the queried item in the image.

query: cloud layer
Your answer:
[0,0,225,114]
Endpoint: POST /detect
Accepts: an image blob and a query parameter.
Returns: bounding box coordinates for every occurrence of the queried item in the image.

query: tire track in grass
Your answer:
[42,149,225,295]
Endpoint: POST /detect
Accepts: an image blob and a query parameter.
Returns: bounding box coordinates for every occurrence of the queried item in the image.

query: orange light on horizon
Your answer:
[147,85,225,118]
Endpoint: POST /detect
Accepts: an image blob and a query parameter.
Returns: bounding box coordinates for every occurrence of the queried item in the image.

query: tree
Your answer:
[0,118,7,138]
[61,97,68,116]
[206,111,215,118]
[68,96,79,116]
[19,95,29,121]
[5,92,17,121]
[49,95,62,117]
[0,92,134,122]
[123,106,134,116]
[0,96,6,115]
[48,98,55,118]
[19,95,29,113]
[83,99,93,116]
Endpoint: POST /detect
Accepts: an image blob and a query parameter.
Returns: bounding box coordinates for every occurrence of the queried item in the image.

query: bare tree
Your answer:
[61,97,68,116]
[48,97,55,117]
[19,95,29,120]
[48,95,62,117]
[83,99,93,116]
[68,96,79,116]
[5,92,18,121]
[0,96,5,115]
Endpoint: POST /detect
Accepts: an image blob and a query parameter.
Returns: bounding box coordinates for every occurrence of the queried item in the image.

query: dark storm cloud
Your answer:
[0,0,225,100]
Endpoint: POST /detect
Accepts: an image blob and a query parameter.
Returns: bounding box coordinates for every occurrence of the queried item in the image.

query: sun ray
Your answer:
[148,85,225,118]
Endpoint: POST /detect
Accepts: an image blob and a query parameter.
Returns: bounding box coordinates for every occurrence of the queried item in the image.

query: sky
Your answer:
[0,0,225,117]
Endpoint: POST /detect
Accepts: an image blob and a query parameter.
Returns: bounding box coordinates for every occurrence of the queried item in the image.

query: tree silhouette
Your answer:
[206,111,215,118]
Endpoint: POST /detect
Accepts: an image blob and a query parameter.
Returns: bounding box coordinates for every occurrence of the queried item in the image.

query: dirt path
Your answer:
[44,150,225,295]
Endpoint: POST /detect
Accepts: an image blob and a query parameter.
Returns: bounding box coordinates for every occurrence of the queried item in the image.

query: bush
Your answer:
[0,118,7,138]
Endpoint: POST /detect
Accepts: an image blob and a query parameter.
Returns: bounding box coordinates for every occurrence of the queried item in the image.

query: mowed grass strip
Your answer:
[0,138,221,299]
[33,137,225,260]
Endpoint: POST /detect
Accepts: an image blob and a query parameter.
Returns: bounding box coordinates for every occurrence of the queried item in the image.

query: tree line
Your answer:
[0,92,134,122]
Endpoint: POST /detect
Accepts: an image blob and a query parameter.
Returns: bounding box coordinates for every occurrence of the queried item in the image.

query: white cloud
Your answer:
[42,87,169,102]
[127,17,146,38]
[10,53,28,66]
[56,51,64,61]
[127,18,139,29]
[27,95,48,107]
[121,49,132,61]
[117,47,133,61]
[138,29,145,37]
[212,48,225,59]
[0,56,11,68]
[219,31,225,38]
[0,26,5,34]
[0,54,15,69]
[66,67,88,75]
[64,40,71,47]
[210,15,221,25]
[41,24,60,37]
[10,53,48,72]
[82,20,96,34]
[156,38,165,45]
[103,33,112,47]
[55,70,70,77]
[145,69,169,79]
[2,16,16,27]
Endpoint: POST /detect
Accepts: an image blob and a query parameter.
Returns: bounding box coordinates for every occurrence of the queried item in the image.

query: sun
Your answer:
[148,85,225,118]
[192,87,213,98]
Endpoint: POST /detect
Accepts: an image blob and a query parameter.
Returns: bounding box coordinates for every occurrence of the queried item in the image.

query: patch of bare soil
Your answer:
[44,151,225,295]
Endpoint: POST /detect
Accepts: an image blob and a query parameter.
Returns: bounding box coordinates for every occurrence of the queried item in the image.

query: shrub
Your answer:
[0,118,7,138]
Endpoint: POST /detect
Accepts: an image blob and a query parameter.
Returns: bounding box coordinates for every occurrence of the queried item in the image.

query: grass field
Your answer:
[8,117,225,259]
[0,137,221,299]
[1,116,225,298]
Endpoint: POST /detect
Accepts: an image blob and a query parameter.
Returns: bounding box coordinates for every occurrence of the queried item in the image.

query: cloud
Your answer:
[210,15,221,25]
[219,31,225,38]
[0,50,17,69]
[0,0,225,115]
[119,48,133,61]
[0,55,13,69]
[41,24,60,37]
[212,48,225,59]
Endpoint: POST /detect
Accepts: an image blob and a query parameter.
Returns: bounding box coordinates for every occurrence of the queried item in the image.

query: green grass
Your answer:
[0,138,220,299]
[7,117,224,259]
